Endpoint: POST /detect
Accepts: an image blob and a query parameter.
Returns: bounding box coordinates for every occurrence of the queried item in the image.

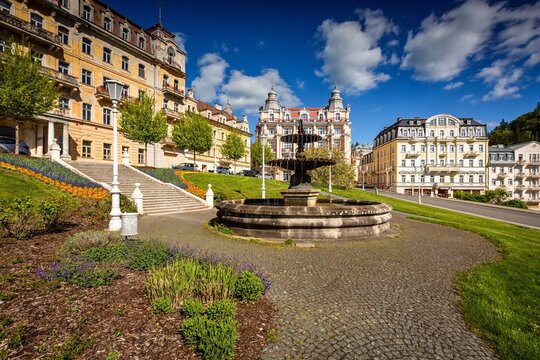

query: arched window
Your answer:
[301,113,308,121]
[269,113,274,121]
[411,129,416,137]
[429,130,435,137]
[319,113,324,121]
[418,129,424,137]
[468,128,474,137]
[449,130,454,137]
[335,112,341,120]
[167,47,175,65]
[439,130,444,138]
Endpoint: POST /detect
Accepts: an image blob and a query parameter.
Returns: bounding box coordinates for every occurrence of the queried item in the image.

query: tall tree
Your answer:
[119,93,167,166]
[0,40,59,154]
[172,112,212,169]
[305,146,355,188]
[221,132,245,173]
[251,139,274,170]
[489,103,540,145]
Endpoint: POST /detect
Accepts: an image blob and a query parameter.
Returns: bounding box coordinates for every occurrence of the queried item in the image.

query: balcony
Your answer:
[0,11,61,49]
[161,83,185,100]
[463,151,480,158]
[425,165,460,173]
[517,159,526,165]
[405,151,421,158]
[515,172,527,178]
[529,160,540,166]
[95,86,134,102]
[162,57,184,74]
[496,172,508,178]
[161,108,180,119]
[40,67,79,91]
[528,185,540,191]
[515,185,527,191]
[528,173,540,179]
[438,152,447,157]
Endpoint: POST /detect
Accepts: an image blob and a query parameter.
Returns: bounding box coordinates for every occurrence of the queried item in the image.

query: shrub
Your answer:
[181,299,204,318]
[60,231,121,256]
[181,315,238,360]
[234,271,264,303]
[120,194,138,213]
[0,197,72,240]
[503,199,528,209]
[152,297,174,314]
[36,257,119,287]
[206,299,236,320]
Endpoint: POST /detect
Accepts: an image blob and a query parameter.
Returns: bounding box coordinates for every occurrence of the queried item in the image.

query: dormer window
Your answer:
[269,113,274,121]
[103,17,112,32]
[319,113,324,121]
[30,13,43,28]
[60,0,69,9]
[335,112,340,121]
[122,27,129,41]
[167,47,175,64]
[138,36,145,50]
[82,5,92,21]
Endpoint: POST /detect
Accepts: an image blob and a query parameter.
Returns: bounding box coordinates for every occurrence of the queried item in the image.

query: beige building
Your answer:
[488,141,540,205]
[255,87,352,181]
[0,0,188,167]
[351,143,372,184]
[371,114,488,197]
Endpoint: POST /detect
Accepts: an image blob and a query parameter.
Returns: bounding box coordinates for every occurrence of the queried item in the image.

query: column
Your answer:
[61,123,70,159]
[46,121,54,154]
[36,124,44,156]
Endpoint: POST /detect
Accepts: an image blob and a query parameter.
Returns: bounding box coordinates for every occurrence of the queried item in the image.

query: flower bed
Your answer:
[136,166,187,189]
[0,154,108,199]
[175,171,206,198]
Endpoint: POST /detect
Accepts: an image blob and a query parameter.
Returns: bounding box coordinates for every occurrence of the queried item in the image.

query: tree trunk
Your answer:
[144,142,148,167]
[15,121,20,155]
[234,160,237,174]
[193,151,197,171]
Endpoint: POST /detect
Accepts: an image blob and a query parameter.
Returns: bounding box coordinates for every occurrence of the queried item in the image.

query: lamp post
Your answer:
[105,79,124,231]
[385,166,392,191]
[261,133,267,199]
[360,166,366,191]
[414,165,425,204]
[213,131,217,172]
[328,132,333,193]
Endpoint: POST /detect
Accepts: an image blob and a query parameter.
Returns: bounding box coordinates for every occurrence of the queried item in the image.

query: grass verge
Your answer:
[327,187,539,360]
[0,167,66,201]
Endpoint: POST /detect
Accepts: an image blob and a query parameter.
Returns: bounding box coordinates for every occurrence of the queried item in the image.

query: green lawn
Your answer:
[184,173,289,200]
[0,167,67,201]
[324,187,539,360]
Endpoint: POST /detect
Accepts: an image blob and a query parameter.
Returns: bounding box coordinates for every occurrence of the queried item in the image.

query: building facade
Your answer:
[488,141,540,204]
[351,143,372,184]
[371,114,488,197]
[255,87,351,181]
[0,0,190,167]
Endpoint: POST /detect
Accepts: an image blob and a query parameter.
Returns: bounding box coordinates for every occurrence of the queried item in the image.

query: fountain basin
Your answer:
[216,199,392,242]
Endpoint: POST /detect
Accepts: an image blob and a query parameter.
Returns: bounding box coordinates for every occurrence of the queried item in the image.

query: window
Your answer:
[469,175,474,183]
[319,113,324,121]
[0,0,11,13]
[439,144,445,152]
[82,37,92,55]
[59,97,69,109]
[103,143,111,160]
[420,159,426,166]
[82,103,92,121]
[122,27,129,41]
[459,175,464,183]
[421,145,426,152]
[469,159,474,167]
[172,79,179,90]
[103,17,112,31]
[334,127,341,135]
[401,175,406,183]
[167,46,175,64]
[469,144,474,151]
[285,128,292,135]
[163,74,169,87]
[429,130,435,137]
[411,175,416,183]
[30,13,43,28]
[121,56,129,71]
[438,117,445,125]
[162,99,168,109]
[31,51,43,64]
[122,146,129,157]
[459,159,464,167]
[58,61,69,74]
[335,113,340,120]
[103,47,111,63]
[138,90,144,100]
[102,108,111,125]
[138,149,145,164]
[479,144,484,152]
[449,159,454,165]
[439,159,444,166]
[81,69,92,85]
[58,27,69,45]
[138,64,145,78]
[82,5,92,20]
[479,175,484,184]
[401,145,406,152]
[476,128,482,136]
[411,145,416,152]
[458,144,464,152]
[479,159,484,167]
[121,85,129,99]
[268,127,276,135]
[508,178,513,185]
[285,114,290,121]
[429,145,435,152]
[439,130,444,137]
[401,159,406,166]
[174,102,179,112]
[430,159,435,165]
[449,130,454,137]
[82,140,92,158]
[492,179,496,186]
[449,145,455,152]
[138,36,145,50]
[60,0,69,9]
[461,128,467,137]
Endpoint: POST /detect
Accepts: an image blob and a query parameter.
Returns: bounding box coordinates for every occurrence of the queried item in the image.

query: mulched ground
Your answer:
[0,217,275,359]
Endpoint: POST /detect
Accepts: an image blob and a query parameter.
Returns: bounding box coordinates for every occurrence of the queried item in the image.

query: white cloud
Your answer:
[401,0,502,81]
[388,53,399,65]
[481,68,523,101]
[315,9,397,94]
[219,69,301,116]
[443,81,464,90]
[172,32,186,52]
[387,39,399,47]
[460,94,476,103]
[191,53,228,102]
[476,59,509,83]
[296,79,305,89]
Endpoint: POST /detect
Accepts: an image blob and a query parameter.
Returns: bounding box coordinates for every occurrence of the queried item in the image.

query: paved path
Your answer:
[373,190,540,229]
[140,210,498,359]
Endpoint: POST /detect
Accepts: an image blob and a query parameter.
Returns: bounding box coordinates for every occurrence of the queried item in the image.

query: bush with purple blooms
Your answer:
[36,257,119,287]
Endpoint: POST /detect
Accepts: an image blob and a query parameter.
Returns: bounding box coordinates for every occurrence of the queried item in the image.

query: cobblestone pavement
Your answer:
[139,210,499,359]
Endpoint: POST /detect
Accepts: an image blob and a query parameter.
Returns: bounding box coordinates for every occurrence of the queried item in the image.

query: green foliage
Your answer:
[234,271,264,303]
[105,351,121,360]
[221,132,246,173]
[59,230,121,256]
[152,297,174,314]
[120,194,138,213]
[0,167,66,201]
[136,166,187,189]
[206,299,237,320]
[119,93,168,165]
[502,199,528,209]
[182,299,205,318]
[251,139,274,170]
[305,147,355,188]
[266,328,281,344]
[181,315,238,360]
[454,189,527,209]
[211,220,234,235]
[49,334,92,360]
[328,187,540,360]
[38,257,119,288]
[489,103,540,145]
[0,197,72,239]
[0,40,58,120]
[172,112,213,167]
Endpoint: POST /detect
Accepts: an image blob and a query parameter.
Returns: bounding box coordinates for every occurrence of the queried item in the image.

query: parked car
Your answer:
[172,163,199,171]
[237,169,257,177]
[0,136,31,155]
[215,166,231,174]
[256,172,273,179]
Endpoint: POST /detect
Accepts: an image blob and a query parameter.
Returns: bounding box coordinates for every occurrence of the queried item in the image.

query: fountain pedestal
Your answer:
[280,188,320,206]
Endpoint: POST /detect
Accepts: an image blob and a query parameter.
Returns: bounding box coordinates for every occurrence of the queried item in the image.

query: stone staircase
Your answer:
[66,161,209,216]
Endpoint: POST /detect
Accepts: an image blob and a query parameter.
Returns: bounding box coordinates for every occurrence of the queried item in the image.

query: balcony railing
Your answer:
[515,185,527,191]
[425,166,460,173]
[528,185,540,191]
[405,151,421,158]
[529,160,540,166]
[464,151,480,158]
[161,83,185,98]
[528,173,540,179]
[40,67,78,89]
[161,108,180,119]
[0,11,61,47]
[496,172,508,178]
[95,86,134,102]
[515,172,526,178]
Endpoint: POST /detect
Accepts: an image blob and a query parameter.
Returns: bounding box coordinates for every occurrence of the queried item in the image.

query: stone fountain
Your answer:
[216,120,392,242]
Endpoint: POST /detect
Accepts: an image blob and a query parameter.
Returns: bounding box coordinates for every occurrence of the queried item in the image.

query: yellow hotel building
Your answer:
[0,0,251,169]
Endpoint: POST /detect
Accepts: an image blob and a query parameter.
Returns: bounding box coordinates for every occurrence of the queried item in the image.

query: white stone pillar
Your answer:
[61,123,70,159]
[47,121,54,154]
[49,138,61,161]
[131,183,144,214]
[206,184,214,208]
[36,124,44,156]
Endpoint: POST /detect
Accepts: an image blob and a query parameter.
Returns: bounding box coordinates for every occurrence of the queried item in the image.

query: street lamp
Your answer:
[385,166,392,191]
[261,133,267,199]
[360,166,366,191]
[328,132,333,193]
[414,165,425,204]
[213,131,217,172]
[105,79,124,231]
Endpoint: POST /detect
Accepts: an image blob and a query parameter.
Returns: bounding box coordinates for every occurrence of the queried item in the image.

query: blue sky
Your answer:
[106,0,540,144]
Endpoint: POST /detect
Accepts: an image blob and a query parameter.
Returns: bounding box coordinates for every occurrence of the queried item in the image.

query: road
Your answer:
[371,190,540,229]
